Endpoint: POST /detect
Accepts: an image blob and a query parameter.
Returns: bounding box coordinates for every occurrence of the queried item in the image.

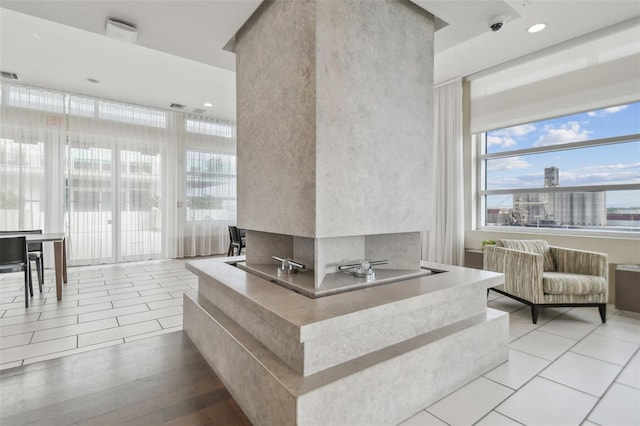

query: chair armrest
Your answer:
[484,245,544,303]
[551,246,608,279]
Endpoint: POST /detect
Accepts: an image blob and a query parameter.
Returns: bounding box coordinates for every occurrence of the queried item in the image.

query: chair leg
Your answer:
[28,266,34,297]
[531,305,539,324]
[228,243,233,256]
[36,259,43,292]
[598,304,607,323]
[24,267,30,308]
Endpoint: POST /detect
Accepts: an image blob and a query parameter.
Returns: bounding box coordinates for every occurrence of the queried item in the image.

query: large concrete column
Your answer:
[236,0,434,286]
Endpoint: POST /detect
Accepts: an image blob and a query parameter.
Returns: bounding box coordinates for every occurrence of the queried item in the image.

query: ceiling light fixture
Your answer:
[105,18,138,43]
[528,23,546,33]
[204,102,213,108]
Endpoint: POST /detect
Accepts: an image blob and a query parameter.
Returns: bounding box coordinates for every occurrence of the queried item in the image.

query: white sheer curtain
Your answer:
[1,83,237,265]
[0,86,66,267]
[423,78,465,265]
[66,96,171,264]
[174,116,237,258]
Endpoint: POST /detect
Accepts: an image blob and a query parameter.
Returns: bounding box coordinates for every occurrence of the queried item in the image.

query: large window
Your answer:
[185,150,236,221]
[479,102,640,234]
[1,82,237,262]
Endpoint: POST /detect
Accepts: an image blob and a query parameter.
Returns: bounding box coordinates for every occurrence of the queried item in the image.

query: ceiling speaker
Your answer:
[105,19,138,44]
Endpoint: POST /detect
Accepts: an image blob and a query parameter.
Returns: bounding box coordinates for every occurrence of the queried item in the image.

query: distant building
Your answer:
[509,167,606,227]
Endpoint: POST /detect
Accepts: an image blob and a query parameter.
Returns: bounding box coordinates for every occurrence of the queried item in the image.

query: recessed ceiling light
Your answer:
[528,23,546,33]
[203,102,213,108]
[87,78,100,83]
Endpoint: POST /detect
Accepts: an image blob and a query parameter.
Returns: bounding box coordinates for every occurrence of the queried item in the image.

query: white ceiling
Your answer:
[1,1,639,122]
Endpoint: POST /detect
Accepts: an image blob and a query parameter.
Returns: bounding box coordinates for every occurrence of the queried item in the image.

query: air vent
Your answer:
[193,108,206,114]
[170,103,186,109]
[1,71,19,80]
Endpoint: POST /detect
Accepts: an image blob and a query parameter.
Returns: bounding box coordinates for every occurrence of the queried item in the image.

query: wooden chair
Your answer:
[0,236,34,307]
[227,226,246,256]
[0,230,44,291]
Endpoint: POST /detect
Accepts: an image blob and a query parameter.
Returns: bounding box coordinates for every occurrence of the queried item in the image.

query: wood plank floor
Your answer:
[0,331,251,426]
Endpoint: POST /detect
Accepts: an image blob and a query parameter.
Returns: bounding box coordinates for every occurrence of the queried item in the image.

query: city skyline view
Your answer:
[485,101,640,209]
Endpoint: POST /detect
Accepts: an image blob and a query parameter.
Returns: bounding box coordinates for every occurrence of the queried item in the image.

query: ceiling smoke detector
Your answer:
[105,18,138,43]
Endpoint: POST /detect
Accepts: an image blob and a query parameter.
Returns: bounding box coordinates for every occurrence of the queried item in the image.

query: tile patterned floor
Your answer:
[1,259,639,425]
[401,292,640,426]
[0,258,200,368]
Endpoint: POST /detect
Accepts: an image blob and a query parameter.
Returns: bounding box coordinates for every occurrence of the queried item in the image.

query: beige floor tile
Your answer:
[538,314,600,340]
[496,377,597,426]
[427,377,513,425]
[78,320,161,347]
[139,285,191,297]
[484,349,550,390]
[158,314,182,329]
[509,330,577,361]
[79,304,149,323]
[111,292,172,308]
[588,383,640,426]
[0,360,23,370]
[571,333,639,366]
[124,325,181,343]
[539,351,622,397]
[117,306,182,326]
[51,290,110,303]
[147,297,183,310]
[475,411,522,425]
[1,315,78,337]
[593,319,640,344]
[38,302,113,321]
[77,291,141,306]
[0,332,33,350]
[0,312,41,326]
[0,335,77,364]
[616,353,640,389]
[22,339,124,365]
[32,318,119,343]
[398,410,447,426]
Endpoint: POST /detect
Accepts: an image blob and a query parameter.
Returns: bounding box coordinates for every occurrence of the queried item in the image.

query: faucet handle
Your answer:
[272,256,305,274]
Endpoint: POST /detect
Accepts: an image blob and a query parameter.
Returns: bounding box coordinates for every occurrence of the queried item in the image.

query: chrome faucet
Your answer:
[337,259,388,277]
[272,256,305,274]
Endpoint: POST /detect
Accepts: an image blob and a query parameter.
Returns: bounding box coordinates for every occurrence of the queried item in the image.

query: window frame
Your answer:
[184,149,237,222]
[476,128,640,237]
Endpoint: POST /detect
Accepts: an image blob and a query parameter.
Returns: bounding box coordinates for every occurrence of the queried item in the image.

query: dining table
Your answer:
[0,233,68,301]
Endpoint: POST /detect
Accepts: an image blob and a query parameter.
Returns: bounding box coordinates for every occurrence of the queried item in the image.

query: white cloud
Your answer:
[579,162,640,172]
[488,124,536,149]
[587,105,628,117]
[487,135,516,148]
[558,161,640,186]
[506,124,536,137]
[487,156,531,171]
[533,121,591,147]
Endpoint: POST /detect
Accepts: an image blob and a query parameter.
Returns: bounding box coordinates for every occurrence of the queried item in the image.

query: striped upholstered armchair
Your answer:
[483,239,608,324]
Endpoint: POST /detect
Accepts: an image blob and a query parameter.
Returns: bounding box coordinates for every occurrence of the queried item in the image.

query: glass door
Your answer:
[118,147,163,261]
[66,142,164,264]
[66,144,116,264]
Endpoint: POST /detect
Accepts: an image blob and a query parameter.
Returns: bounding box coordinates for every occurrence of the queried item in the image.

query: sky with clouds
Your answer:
[485,102,640,208]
